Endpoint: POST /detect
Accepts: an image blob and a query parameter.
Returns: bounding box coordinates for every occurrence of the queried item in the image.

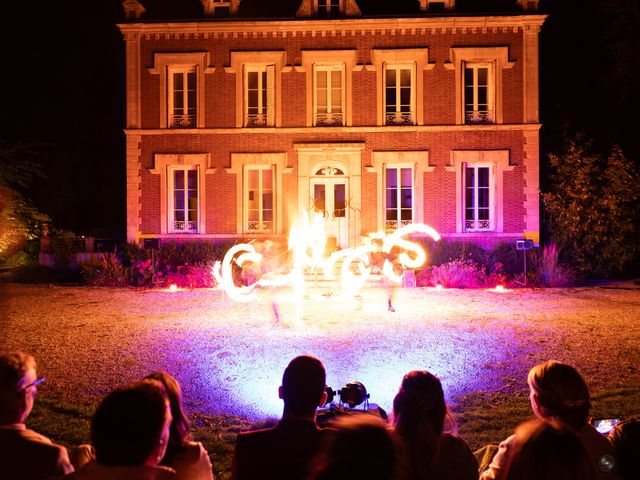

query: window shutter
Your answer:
[266,65,275,126]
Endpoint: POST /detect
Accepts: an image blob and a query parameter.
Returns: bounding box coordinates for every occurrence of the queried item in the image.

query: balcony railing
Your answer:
[385,111,414,126]
[247,220,273,232]
[385,219,412,233]
[173,221,198,232]
[465,219,491,231]
[464,110,493,124]
[245,113,268,127]
[170,114,196,128]
[315,112,344,127]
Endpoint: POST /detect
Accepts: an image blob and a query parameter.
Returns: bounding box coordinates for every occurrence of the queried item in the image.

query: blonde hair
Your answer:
[527,361,591,430]
[0,352,36,395]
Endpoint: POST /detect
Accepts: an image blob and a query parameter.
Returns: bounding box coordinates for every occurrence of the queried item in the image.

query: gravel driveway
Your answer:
[1,282,639,418]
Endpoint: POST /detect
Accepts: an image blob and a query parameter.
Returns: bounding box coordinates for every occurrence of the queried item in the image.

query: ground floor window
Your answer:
[169,166,198,233]
[245,165,274,232]
[385,166,413,231]
[464,164,492,231]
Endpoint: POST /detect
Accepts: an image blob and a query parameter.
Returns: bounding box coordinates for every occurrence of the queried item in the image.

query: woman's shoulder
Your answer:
[179,441,208,462]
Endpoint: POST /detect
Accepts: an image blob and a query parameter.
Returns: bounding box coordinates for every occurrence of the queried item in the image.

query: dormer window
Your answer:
[201,0,240,17]
[318,0,341,17]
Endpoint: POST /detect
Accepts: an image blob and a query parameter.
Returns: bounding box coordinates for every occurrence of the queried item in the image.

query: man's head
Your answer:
[0,352,38,424]
[279,355,327,418]
[91,380,172,467]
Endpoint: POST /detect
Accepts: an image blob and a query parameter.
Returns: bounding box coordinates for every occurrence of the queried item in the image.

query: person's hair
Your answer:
[0,352,36,395]
[309,415,404,480]
[392,370,453,479]
[281,355,326,416]
[527,361,591,430]
[506,419,595,480]
[145,372,192,465]
[609,417,640,480]
[91,380,169,467]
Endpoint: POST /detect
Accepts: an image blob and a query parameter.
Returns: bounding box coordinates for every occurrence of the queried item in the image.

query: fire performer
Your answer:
[370,237,403,312]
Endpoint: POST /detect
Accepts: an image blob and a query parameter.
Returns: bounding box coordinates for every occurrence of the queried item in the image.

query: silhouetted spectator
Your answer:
[505,419,596,480]
[145,372,214,480]
[232,355,331,480]
[308,415,405,480]
[609,417,640,480]
[0,352,74,479]
[480,360,619,480]
[393,370,478,480]
[65,380,175,479]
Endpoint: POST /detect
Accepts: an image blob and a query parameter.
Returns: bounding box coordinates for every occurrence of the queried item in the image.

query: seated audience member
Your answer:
[608,417,640,480]
[393,370,478,480]
[505,419,596,480]
[145,372,214,480]
[232,355,330,480]
[308,415,405,480]
[0,352,74,479]
[480,360,619,480]
[65,380,175,479]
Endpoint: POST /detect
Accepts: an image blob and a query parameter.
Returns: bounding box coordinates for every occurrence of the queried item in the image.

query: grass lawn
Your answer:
[2,281,639,479]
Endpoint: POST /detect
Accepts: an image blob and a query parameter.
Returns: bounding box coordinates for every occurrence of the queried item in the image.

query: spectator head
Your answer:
[309,415,403,480]
[392,370,451,478]
[279,355,327,418]
[145,371,192,465]
[91,380,172,467]
[0,352,38,424]
[609,417,640,480]
[527,360,591,430]
[506,419,595,480]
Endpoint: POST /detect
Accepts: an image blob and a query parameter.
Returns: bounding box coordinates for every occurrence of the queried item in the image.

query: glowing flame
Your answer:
[168,284,178,292]
[212,211,441,308]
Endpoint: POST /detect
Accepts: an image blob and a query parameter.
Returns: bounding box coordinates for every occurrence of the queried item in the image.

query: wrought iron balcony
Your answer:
[170,114,196,128]
[385,112,414,126]
[315,112,344,127]
[385,219,412,233]
[173,220,198,232]
[464,110,493,124]
[245,113,268,127]
[465,219,491,231]
[247,220,273,232]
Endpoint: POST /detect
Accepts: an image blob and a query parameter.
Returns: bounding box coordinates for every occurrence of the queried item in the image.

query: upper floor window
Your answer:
[245,66,274,127]
[314,65,344,126]
[372,49,431,127]
[169,68,197,128]
[385,166,413,231]
[170,166,199,233]
[464,63,493,124]
[228,51,286,128]
[149,52,214,129]
[385,65,414,126]
[318,0,341,16]
[447,47,513,125]
[464,164,493,232]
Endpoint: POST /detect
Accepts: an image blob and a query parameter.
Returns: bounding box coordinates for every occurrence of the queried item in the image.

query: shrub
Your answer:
[162,264,216,289]
[427,259,487,288]
[489,242,523,277]
[428,240,489,268]
[82,253,129,287]
[534,243,576,287]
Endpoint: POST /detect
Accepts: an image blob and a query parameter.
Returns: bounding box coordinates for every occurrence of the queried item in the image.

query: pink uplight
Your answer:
[435,284,443,291]
[495,285,505,292]
[169,284,178,292]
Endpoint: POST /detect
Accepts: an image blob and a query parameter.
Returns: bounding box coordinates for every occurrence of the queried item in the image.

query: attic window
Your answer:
[428,2,445,12]
[317,0,341,17]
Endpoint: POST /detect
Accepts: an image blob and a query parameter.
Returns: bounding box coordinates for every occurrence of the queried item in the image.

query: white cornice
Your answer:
[117,15,547,38]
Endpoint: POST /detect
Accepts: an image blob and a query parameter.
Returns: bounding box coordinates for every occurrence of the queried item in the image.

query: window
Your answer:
[446,47,513,125]
[148,52,214,129]
[385,166,413,231]
[244,66,274,127]
[314,65,344,126]
[228,52,285,128]
[245,165,274,232]
[464,64,493,124]
[371,49,431,127]
[169,167,199,233]
[464,164,492,231]
[385,66,414,125]
[169,68,197,128]
[318,0,340,16]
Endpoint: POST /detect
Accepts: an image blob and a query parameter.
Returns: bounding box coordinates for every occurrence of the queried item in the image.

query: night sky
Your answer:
[1,0,638,237]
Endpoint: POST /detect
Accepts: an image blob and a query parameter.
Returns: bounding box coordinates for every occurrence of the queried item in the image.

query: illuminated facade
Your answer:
[118,0,545,248]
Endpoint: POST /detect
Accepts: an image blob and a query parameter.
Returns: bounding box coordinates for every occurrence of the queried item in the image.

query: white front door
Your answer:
[310,177,348,249]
